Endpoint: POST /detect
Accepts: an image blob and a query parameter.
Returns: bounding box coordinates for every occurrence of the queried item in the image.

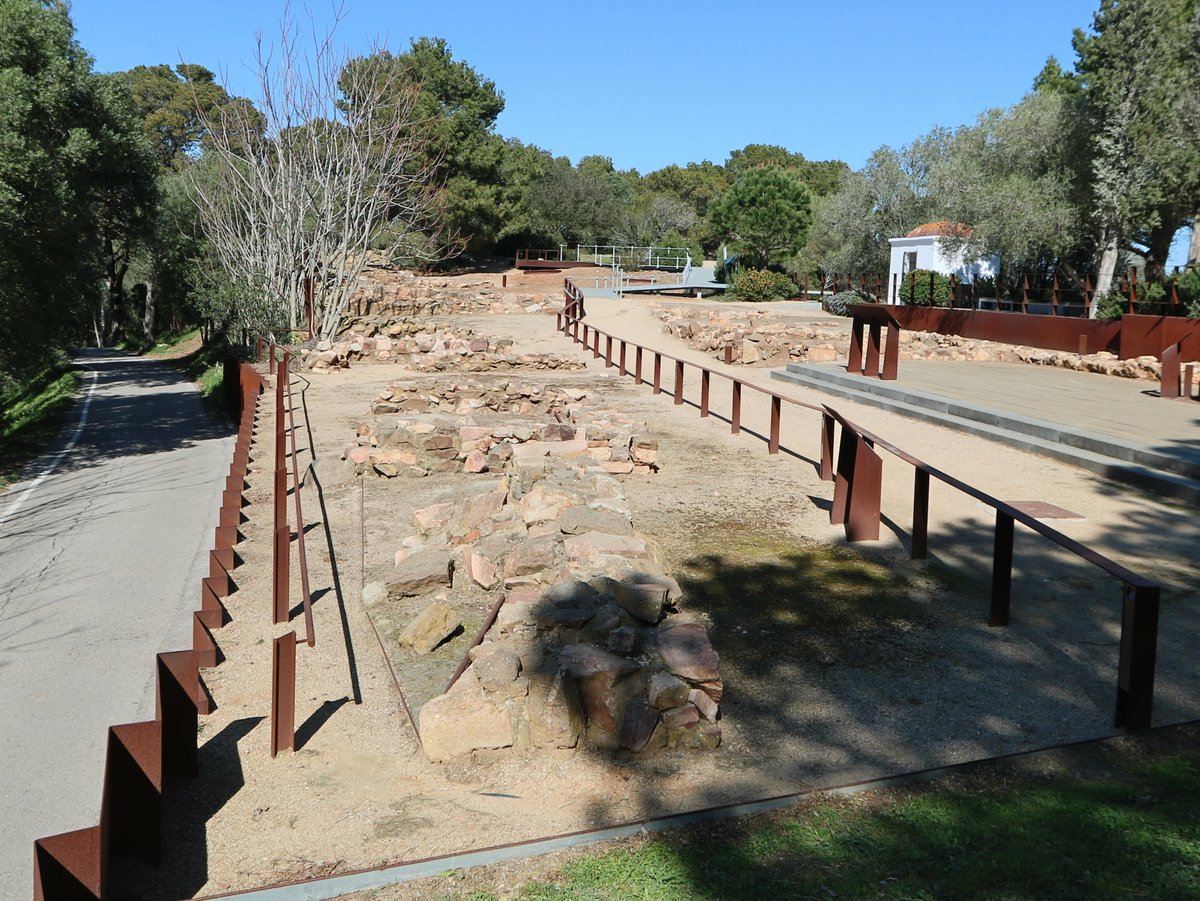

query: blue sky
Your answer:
[69,0,1191,262]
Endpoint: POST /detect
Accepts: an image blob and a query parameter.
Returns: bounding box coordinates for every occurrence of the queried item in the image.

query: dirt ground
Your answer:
[114,268,1200,899]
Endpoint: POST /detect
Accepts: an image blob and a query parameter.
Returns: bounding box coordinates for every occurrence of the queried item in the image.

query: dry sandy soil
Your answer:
[114,268,1200,898]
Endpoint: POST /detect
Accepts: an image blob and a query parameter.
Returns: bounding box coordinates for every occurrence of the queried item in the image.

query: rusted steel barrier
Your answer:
[847,304,901,380]
[263,344,316,757]
[1159,341,1197,400]
[557,283,1162,732]
[33,360,265,900]
[826,410,1161,731]
[558,279,828,466]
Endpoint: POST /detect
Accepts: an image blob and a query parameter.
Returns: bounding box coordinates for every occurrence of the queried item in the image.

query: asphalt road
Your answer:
[0,349,232,897]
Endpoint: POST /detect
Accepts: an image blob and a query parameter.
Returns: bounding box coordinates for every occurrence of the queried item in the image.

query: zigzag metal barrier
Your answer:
[32,359,265,900]
[251,341,316,759]
[557,281,1161,731]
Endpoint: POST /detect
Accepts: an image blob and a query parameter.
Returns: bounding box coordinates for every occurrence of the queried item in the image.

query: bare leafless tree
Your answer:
[189,2,439,341]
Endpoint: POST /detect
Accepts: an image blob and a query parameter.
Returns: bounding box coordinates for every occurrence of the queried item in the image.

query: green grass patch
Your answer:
[499,740,1200,900]
[0,362,81,489]
[144,326,203,358]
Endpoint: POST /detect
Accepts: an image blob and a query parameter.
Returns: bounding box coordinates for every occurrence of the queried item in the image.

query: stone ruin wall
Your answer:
[351,378,722,763]
[653,304,1169,381]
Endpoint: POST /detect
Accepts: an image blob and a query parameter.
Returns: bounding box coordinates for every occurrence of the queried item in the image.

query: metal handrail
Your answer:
[556,278,1162,730]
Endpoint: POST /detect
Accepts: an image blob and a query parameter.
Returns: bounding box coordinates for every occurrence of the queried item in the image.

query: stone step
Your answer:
[770,363,1200,505]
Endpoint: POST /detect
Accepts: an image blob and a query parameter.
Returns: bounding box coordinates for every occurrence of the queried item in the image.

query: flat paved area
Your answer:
[0,349,231,896]
[861,359,1200,459]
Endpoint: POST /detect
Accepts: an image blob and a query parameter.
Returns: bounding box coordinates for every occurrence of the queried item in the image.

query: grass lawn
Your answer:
[396,727,1200,901]
[0,361,81,489]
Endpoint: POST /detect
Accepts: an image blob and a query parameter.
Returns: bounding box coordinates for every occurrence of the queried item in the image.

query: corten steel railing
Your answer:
[893,267,1195,320]
[556,281,1162,732]
[33,360,265,901]
[253,341,318,759]
[846,305,902,380]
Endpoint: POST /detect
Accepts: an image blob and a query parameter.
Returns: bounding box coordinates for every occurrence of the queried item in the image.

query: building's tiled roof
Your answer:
[905,220,973,238]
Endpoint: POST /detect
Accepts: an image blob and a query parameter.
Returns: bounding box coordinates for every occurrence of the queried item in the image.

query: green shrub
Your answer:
[729,268,796,302]
[1175,269,1200,306]
[825,289,874,317]
[1094,291,1126,321]
[1136,281,1167,313]
[900,269,952,307]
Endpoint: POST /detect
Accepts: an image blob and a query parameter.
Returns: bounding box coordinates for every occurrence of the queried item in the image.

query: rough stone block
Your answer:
[648,672,690,710]
[398,600,460,655]
[657,621,721,684]
[527,672,582,749]
[419,687,513,762]
[388,547,454,596]
[613,581,669,624]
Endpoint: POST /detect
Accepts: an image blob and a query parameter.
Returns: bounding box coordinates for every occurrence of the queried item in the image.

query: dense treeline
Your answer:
[1,0,1197,396]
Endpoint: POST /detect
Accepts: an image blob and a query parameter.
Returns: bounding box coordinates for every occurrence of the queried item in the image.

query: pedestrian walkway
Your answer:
[773,359,1200,503]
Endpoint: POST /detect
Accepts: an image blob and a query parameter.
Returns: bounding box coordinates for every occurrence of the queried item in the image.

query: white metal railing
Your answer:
[562,244,692,270]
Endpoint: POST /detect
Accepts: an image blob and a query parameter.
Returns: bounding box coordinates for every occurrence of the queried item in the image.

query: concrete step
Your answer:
[770,363,1200,505]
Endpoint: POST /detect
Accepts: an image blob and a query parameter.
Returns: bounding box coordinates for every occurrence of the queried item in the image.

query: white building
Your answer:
[886,221,999,304]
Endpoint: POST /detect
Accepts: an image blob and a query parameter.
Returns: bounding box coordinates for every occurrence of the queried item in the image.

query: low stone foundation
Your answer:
[345,380,660,479]
[364,455,721,763]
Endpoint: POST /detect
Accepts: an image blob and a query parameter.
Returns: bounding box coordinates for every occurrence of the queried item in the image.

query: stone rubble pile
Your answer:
[344,380,660,478]
[652,305,845,366]
[898,332,1166,380]
[651,303,1171,382]
[349,266,554,318]
[364,456,722,763]
[301,327,582,374]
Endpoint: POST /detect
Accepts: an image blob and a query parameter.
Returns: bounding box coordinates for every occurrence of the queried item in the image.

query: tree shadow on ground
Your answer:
[548,723,1200,900]
[110,716,263,900]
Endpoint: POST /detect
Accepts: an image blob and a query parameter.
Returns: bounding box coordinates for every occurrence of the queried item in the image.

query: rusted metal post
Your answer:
[731,381,742,434]
[819,413,834,481]
[269,342,276,375]
[865,322,882,377]
[724,343,734,365]
[653,354,662,394]
[768,395,781,454]
[848,319,864,374]
[635,346,644,384]
[1051,275,1059,316]
[605,335,613,367]
[1129,267,1138,312]
[1115,584,1159,731]
[882,322,900,381]
[273,525,289,625]
[1185,364,1195,401]
[700,369,711,417]
[1084,275,1093,315]
[891,273,898,304]
[271,631,296,757]
[1161,343,1181,399]
[673,360,684,404]
[1021,275,1029,314]
[830,427,882,541]
[990,511,1014,627]
[912,469,929,559]
[592,329,601,359]
[619,340,627,376]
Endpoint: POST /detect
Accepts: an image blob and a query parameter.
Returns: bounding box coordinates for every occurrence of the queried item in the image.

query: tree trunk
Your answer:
[142,275,156,346]
[1093,229,1121,317]
[102,237,128,345]
[1145,221,1176,281]
[1189,218,1199,268]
